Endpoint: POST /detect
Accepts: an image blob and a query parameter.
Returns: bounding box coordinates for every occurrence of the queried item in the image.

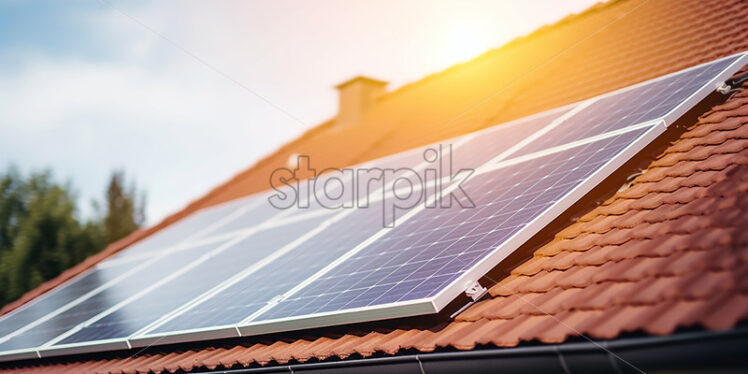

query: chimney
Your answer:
[334,76,388,129]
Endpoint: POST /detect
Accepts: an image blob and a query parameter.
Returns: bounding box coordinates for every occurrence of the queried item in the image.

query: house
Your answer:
[1,0,748,372]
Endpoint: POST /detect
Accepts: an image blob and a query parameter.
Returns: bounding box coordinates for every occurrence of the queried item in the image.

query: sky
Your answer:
[0,0,599,224]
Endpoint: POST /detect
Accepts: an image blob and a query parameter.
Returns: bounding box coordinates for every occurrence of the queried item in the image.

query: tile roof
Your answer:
[2,0,748,372]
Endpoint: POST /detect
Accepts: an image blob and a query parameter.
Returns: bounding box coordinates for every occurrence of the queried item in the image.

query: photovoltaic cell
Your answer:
[447,107,569,175]
[202,192,290,237]
[282,107,568,221]
[279,141,439,217]
[0,243,215,352]
[146,181,436,334]
[0,261,132,340]
[261,106,565,222]
[512,54,741,157]
[253,126,653,321]
[55,212,333,344]
[113,197,253,259]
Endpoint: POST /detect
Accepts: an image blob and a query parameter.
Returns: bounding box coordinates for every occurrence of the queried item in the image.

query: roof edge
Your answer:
[201,327,748,373]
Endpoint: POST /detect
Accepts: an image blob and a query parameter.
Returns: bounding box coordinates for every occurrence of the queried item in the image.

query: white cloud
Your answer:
[0,54,304,223]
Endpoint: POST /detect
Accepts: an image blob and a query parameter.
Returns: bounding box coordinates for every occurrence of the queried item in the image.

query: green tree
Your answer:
[0,169,104,306]
[0,168,146,307]
[99,170,145,244]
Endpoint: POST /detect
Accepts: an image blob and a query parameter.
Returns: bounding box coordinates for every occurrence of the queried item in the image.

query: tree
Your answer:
[99,170,145,244]
[0,168,146,308]
[0,169,104,306]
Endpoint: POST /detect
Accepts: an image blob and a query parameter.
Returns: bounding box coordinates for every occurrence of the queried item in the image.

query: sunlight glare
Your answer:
[443,21,491,64]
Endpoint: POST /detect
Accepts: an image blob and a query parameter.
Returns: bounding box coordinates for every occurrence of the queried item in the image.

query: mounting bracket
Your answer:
[464,280,488,301]
[716,82,732,95]
[449,280,489,319]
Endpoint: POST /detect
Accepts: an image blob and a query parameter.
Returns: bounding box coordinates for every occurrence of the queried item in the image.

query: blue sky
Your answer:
[0,0,597,224]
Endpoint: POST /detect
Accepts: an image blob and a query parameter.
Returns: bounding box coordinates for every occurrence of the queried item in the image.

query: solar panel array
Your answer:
[0,52,745,361]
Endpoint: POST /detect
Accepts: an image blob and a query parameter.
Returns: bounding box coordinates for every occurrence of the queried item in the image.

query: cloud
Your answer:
[0,51,305,223]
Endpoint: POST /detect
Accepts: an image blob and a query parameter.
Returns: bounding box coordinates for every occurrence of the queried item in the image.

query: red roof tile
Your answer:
[3,0,748,372]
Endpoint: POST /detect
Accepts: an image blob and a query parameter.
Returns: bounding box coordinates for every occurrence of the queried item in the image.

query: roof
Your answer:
[2,0,748,372]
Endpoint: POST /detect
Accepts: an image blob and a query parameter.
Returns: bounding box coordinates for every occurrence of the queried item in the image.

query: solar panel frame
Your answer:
[0,262,139,361]
[626,54,746,126]
[510,54,744,158]
[127,135,480,347]
[0,203,331,359]
[0,184,313,361]
[428,122,665,308]
[234,121,665,337]
[33,210,344,358]
[248,128,658,322]
[0,240,234,359]
[26,128,482,354]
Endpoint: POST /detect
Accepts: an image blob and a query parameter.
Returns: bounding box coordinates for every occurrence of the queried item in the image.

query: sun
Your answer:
[443,22,489,64]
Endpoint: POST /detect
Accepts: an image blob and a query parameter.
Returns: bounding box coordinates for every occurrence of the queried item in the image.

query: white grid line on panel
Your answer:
[480,119,663,174]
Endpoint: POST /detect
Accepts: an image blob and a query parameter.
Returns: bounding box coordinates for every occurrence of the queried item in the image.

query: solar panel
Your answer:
[131,107,580,344]
[250,125,657,324]
[446,106,572,175]
[0,260,133,343]
[281,132,470,217]
[0,241,221,357]
[112,195,254,259]
[199,191,294,238]
[272,156,419,218]
[0,51,745,361]
[51,212,333,349]
[135,175,442,343]
[512,53,743,157]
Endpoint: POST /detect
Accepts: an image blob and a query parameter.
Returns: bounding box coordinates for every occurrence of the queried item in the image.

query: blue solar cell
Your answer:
[113,197,253,259]
[262,108,565,223]
[447,107,569,174]
[146,179,434,334]
[512,54,741,157]
[203,197,286,237]
[280,108,568,221]
[278,141,446,217]
[0,243,216,352]
[0,261,132,341]
[55,212,333,344]
[252,126,653,321]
